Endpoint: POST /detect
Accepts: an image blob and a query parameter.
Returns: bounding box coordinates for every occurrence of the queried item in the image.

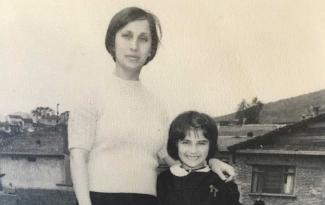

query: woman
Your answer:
[69,7,235,205]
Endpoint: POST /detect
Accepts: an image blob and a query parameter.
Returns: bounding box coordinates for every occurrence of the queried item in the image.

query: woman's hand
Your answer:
[209,158,236,182]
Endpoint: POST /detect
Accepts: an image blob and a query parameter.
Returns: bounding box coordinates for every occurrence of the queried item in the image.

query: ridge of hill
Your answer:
[215,89,325,124]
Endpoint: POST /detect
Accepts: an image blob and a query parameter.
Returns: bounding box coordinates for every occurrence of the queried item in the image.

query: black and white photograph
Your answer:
[1,1,325,205]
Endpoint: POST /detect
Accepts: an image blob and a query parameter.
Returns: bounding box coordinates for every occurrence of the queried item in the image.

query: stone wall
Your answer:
[232,153,325,205]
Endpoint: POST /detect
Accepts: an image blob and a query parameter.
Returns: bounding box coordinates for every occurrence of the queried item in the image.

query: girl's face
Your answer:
[177,129,210,170]
[114,19,152,75]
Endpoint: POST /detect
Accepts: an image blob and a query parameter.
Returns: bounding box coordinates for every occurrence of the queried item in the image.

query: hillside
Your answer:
[215,89,325,124]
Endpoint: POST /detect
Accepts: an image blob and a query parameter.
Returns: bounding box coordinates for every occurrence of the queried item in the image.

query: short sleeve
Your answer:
[68,97,98,151]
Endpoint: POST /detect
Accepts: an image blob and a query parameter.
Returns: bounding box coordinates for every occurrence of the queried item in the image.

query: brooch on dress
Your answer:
[209,185,219,197]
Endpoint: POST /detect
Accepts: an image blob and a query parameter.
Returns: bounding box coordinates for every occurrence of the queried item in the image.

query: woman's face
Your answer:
[177,129,210,170]
[114,19,152,74]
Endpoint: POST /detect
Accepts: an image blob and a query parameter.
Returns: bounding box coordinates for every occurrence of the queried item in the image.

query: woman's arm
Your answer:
[162,155,178,166]
[157,145,178,166]
[70,148,92,205]
[209,158,235,182]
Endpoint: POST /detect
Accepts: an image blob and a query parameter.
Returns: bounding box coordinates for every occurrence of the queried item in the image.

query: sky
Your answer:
[1,0,325,120]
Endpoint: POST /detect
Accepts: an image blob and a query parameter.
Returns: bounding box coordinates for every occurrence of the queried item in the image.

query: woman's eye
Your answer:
[139,35,149,42]
[122,33,132,39]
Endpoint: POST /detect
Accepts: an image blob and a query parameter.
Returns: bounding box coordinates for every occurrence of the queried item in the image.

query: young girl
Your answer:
[157,111,241,205]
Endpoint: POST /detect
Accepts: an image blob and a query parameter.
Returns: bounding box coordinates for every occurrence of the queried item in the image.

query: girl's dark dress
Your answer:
[157,165,241,205]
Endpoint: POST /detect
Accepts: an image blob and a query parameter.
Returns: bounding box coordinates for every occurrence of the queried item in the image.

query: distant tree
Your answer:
[235,99,249,123]
[31,107,55,121]
[251,97,263,108]
[238,99,249,111]
[235,97,264,124]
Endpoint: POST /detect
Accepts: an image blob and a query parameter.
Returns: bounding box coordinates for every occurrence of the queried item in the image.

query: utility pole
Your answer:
[56,103,60,124]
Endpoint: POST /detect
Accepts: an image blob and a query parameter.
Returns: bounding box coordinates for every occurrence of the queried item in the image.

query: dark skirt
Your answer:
[77,192,158,205]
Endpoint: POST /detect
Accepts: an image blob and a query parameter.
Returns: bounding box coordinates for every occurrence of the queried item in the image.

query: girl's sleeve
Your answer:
[224,182,241,205]
[68,97,98,151]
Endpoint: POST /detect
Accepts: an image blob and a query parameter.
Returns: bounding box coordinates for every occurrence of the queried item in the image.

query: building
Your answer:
[37,115,58,126]
[217,124,281,162]
[228,113,325,205]
[0,122,11,134]
[0,124,74,205]
[58,111,70,125]
[6,115,24,134]
[5,115,35,134]
[21,118,34,132]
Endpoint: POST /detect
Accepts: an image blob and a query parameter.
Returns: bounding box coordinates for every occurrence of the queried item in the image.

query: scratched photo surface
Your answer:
[1,1,325,205]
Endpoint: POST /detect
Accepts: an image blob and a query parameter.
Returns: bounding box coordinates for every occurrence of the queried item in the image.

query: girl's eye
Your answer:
[198,141,208,146]
[179,140,190,145]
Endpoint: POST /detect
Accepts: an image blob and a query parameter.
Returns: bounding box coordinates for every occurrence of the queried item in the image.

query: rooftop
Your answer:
[228,113,325,152]
[0,125,67,156]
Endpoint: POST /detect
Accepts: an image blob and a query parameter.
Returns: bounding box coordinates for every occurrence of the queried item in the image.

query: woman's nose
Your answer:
[130,39,138,51]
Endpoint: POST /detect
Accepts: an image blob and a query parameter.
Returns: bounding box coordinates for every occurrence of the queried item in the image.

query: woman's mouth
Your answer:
[125,55,140,61]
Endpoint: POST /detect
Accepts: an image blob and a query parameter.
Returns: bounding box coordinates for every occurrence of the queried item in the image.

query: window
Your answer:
[0,173,4,191]
[64,156,72,186]
[251,165,295,194]
[56,155,73,187]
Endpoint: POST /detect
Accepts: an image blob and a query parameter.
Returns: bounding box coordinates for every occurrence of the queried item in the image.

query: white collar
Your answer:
[170,164,211,177]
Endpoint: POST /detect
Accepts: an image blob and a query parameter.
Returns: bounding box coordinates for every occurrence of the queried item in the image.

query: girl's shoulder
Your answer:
[205,172,241,205]
[157,168,174,189]
[206,171,239,190]
[158,168,173,180]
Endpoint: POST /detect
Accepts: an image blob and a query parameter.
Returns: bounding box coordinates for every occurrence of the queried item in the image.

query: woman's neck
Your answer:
[114,65,141,81]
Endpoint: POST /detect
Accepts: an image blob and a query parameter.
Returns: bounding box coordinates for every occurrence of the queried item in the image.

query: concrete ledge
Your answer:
[237,149,325,156]
[249,192,297,198]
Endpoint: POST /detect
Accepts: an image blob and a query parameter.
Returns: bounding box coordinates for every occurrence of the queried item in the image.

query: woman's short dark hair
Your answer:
[167,111,218,161]
[105,7,162,65]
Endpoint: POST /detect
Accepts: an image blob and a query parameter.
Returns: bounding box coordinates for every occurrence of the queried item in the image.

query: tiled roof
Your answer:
[218,124,280,137]
[217,124,279,152]
[218,136,251,152]
[22,118,33,123]
[228,113,325,152]
[41,115,58,120]
[0,131,11,138]
[0,125,67,156]
[8,115,23,119]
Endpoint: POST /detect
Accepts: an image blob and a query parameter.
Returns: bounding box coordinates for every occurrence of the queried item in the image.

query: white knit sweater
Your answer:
[68,74,168,196]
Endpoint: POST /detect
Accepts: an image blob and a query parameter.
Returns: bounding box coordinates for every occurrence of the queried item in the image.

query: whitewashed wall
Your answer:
[0,156,65,189]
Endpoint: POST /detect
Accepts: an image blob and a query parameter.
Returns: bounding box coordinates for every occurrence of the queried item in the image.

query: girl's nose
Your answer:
[189,144,198,153]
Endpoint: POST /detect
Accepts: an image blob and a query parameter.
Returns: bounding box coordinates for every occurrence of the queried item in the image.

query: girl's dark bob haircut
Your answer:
[167,111,218,161]
[105,7,162,65]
